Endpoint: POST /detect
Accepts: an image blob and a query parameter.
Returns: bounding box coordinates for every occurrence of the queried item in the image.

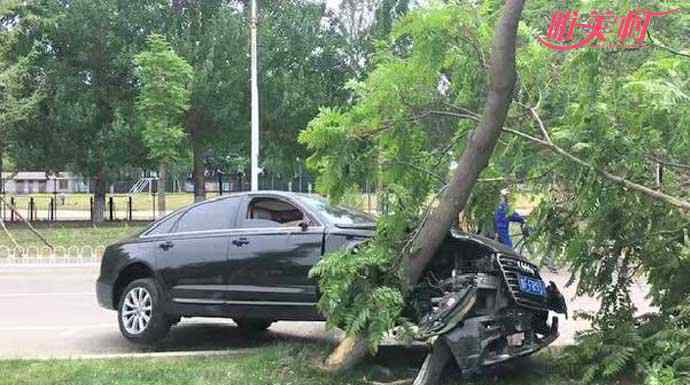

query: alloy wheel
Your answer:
[121,287,153,335]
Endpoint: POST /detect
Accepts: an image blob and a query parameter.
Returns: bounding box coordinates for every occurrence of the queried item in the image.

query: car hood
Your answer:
[448,229,526,260]
[329,226,527,260]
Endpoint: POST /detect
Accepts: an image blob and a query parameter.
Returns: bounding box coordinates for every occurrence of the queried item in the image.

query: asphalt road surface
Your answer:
[0,265,652,359]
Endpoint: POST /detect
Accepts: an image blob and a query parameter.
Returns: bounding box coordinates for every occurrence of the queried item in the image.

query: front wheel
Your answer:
[117,278,171,344]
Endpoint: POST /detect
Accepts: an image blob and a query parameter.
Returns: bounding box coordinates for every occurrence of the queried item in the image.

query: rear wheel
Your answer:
[117,278,171,344]
[235,318,273,333]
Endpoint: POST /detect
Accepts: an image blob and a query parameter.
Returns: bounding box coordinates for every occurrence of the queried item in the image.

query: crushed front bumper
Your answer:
[441,313,559,371]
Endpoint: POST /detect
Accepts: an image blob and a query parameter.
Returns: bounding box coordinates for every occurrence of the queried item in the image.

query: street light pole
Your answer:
[250,0,260,191]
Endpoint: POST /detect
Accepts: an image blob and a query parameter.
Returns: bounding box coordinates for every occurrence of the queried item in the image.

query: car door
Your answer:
[155,196,241,306]
[226,194,324,307]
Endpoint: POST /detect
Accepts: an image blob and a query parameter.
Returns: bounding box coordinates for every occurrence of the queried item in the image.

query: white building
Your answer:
[1,172,89,194]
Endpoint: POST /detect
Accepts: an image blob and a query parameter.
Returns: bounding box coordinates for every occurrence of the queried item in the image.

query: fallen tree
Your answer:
[302,0,526,377]
[399,0,525,291]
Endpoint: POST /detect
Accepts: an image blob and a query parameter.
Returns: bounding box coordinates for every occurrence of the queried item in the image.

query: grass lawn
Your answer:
[0,222,146,255]
[0,343,583,385]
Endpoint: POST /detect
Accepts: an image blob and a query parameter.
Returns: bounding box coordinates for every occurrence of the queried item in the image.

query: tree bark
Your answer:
[158,162,167,217]
[92,167,106,223]
[187,110,206,203]
[0,138,4,196]
[323,335,369,373]
[192,141,206,203]
[401,0,525,290]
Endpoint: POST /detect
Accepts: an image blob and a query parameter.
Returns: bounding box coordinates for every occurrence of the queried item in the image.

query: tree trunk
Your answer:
[401,0,525,290]
[158,162,167,217]
[93,167,106,223]
[192,141,206,203]
[323,335,369,373]
[0,139,4,195]
[187,109,206,203]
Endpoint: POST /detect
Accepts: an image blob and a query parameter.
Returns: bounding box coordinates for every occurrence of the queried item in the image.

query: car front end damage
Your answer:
[410,230,567,375]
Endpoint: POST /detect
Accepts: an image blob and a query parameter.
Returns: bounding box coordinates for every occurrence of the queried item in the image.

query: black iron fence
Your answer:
[0,176,379,223]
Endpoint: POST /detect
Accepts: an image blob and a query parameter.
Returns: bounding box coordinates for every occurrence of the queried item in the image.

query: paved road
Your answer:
[0,265,652,359]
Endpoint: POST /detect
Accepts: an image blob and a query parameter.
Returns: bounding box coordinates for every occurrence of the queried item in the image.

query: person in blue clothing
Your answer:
[495,188,525,248]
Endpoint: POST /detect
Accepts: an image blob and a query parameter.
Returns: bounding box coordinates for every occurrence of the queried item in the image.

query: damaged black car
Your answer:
[409,229,567,382]
[96,191,566,377]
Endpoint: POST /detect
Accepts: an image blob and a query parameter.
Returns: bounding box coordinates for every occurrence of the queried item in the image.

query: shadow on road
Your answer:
[121,320,339,354]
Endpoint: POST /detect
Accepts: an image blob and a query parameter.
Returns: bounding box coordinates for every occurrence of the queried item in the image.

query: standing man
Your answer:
[495,188,525,248]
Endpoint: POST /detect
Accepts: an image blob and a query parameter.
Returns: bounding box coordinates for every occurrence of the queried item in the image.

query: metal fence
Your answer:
[0,183,379,223]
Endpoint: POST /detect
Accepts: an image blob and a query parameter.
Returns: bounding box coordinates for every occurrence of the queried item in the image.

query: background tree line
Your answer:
[0,0,411,221]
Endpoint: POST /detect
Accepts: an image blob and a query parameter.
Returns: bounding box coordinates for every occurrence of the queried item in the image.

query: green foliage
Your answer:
[303,2,500,347]
[0,0,164,176]
[310,243,405,349]
[560,303,690,384]
[135,34,192,163]
[303,1,690,378]
[256,0,360,176]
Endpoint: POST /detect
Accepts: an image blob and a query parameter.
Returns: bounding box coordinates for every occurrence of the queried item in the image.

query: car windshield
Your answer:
[296,195,375,227]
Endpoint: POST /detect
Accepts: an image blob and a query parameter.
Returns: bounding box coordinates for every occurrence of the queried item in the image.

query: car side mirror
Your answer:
[299,221,309,231]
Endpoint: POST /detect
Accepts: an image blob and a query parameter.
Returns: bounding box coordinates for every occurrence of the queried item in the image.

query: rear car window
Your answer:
[175,197,241,233]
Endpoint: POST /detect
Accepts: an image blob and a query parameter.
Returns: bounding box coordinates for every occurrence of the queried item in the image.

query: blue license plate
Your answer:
[518,275,546,296]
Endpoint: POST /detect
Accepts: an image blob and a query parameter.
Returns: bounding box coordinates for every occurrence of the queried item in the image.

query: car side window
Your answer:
[243,197,308,228]
[146,211,183,236]
[175,197,240,233]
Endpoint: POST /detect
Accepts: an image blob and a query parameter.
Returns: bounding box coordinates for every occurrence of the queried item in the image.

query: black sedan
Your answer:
[97,190,565,372]
[97,191,375,343]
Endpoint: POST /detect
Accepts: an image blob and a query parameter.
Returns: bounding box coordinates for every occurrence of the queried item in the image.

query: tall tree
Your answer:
[0,1,46,179]
[400,0,524,288]
[2,0,158,222]
[327,0,410,77]
[135,34,193,216]
[302,0,526,374]
[163,0,249,202]
[257,0,355,179]
[304,0,690,382]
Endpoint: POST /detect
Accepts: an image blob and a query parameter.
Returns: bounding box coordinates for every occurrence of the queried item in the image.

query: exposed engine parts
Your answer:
[411,231,567,382]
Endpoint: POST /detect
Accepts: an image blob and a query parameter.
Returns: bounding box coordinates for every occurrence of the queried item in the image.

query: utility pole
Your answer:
[250,0,260,191]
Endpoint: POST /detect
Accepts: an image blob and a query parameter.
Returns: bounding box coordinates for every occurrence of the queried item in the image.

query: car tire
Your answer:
[117,278,171,344]
[235,318,273,333]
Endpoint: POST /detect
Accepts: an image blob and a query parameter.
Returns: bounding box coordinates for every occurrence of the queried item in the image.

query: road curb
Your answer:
[0,348,256,361]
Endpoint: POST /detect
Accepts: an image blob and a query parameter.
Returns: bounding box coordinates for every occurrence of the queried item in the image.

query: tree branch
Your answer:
[503,109,690,211]
[418,110,481,122]
[645,154,690,171]
[383,160,446,184]
[646,30,690,59]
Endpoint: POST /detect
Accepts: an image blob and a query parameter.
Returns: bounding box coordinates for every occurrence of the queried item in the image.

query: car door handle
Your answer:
[232,238,250,247]
[159,241,174,251]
